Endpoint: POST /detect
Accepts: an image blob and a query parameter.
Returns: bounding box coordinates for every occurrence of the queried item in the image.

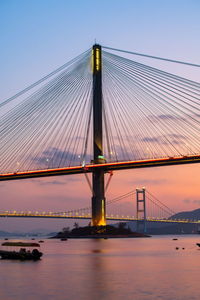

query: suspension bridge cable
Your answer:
[102,46,200,68]
[0,46,200,174]
[0,51,92,172]
[104,58,172,158]
[0,49,91,108]
[104,55,182,157]
[55,190,136,215]
[146,191,176,215]
[102,50,200,158]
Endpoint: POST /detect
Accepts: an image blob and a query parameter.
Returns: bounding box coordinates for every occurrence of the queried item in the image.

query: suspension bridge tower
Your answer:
[136,188,147,233]
[92,44,106,226]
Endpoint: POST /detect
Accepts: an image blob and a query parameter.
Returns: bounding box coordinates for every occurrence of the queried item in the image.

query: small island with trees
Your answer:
[52,223,150,239]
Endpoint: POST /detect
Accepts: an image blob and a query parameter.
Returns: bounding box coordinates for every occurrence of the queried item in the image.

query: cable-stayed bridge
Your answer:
[0,44,200,226]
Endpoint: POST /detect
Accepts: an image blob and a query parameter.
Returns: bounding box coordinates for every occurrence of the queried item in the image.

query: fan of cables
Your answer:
[0,46,199,173]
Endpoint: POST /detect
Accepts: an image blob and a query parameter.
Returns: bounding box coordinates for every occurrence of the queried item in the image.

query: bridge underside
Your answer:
[0,155,199,181]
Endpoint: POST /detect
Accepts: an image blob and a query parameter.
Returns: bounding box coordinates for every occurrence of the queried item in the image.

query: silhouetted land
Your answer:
[52,224,150,239]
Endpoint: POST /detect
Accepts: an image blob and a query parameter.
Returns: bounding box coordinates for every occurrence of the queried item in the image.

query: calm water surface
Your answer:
[0,235,200,300]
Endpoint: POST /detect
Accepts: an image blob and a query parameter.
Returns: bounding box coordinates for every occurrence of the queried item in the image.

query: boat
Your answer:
[0,242,43,260]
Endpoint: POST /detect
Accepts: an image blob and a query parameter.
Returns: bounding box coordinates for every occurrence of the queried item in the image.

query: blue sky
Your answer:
[1,0,200,100]
[0,0,200,232]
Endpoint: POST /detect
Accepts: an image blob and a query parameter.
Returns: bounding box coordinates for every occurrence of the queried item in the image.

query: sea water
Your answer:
[0,235,200,300]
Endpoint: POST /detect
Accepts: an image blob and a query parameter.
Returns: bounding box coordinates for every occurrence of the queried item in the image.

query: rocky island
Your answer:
[51,223,150,239]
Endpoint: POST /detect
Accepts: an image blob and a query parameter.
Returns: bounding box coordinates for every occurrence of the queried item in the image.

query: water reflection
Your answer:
[87,239,115,300]
[0,237,200,300]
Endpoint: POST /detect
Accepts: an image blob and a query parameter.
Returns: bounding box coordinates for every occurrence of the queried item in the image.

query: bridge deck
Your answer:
[0,155,199,181]
[0,212,199,224]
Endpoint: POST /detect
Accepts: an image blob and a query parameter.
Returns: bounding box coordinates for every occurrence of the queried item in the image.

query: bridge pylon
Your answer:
[91,44,106,226]
[136,188,147,233]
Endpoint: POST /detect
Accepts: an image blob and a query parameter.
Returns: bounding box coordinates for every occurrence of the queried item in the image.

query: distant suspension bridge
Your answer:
[0,189,199,227]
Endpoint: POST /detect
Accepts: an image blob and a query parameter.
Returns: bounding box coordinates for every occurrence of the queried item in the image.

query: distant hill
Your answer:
[0,231,18,237]
[170,208,200,221]
[0,230,57,237]
[126,220,198,235]
[125,208,200,235]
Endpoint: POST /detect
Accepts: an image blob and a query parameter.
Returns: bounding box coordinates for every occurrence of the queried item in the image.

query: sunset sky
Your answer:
[0,0,200,232]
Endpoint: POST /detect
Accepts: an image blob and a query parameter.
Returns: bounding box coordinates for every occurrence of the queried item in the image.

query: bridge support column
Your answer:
[92,169,106,226]
[136,188,146,233]
[92,44,106,226]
